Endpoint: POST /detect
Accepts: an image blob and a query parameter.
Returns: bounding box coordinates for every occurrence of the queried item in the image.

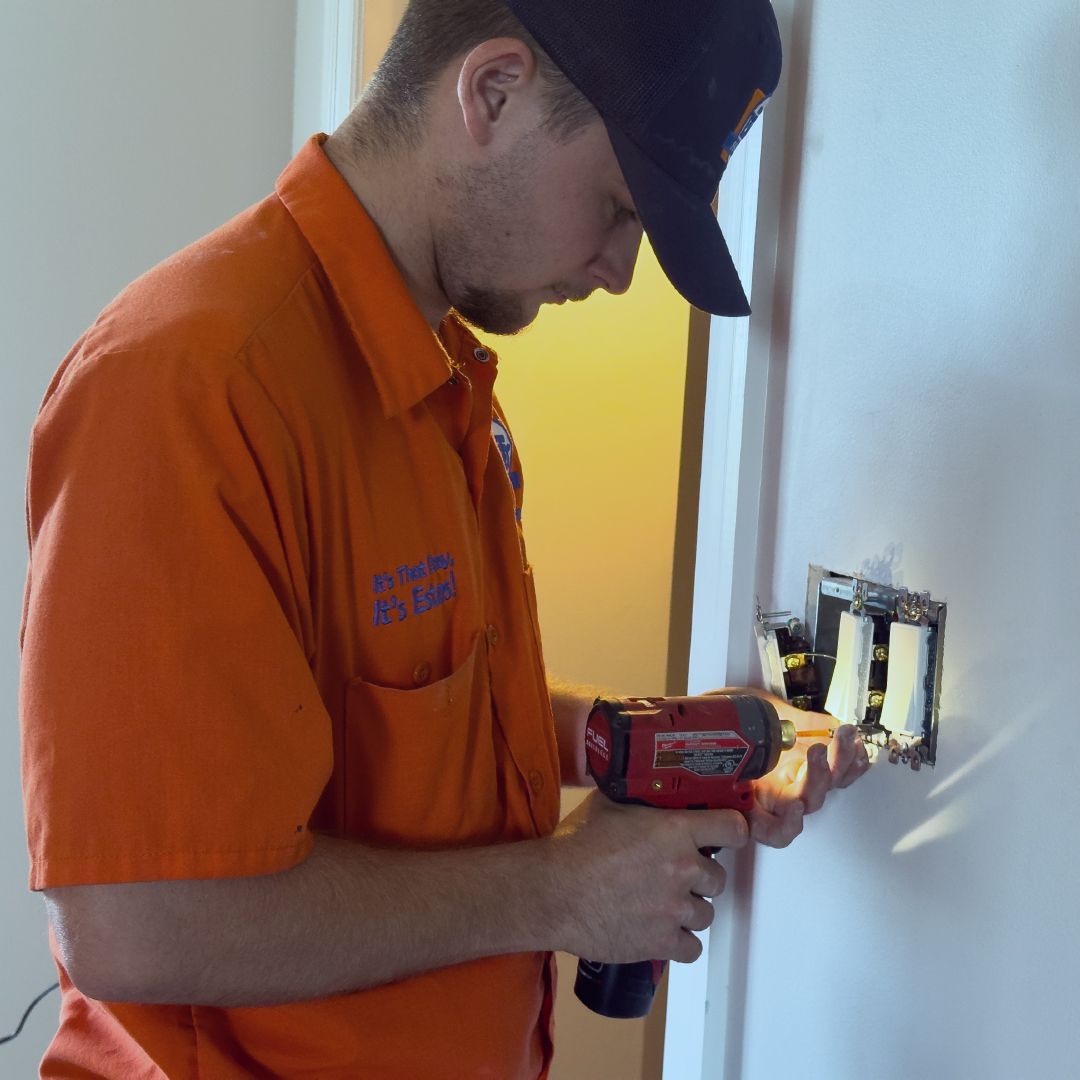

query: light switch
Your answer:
[880,622,931,738]
[824,611,874,725]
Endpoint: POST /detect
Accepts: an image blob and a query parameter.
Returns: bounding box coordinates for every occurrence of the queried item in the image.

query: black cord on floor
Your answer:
[0,983,59,1046]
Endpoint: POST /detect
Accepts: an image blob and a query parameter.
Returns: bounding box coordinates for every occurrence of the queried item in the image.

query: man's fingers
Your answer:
[690,809,749,851]
[682,895,716,933]
[835,738,871,788]
[750,799,804,849]
[674,929,704,965]
[827,725,856,774]
[829,726,870,788]
[692,857,727,899]
[799,742,831,813]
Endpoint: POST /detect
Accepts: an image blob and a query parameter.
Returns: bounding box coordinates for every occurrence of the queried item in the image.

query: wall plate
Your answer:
[755,566,947,769]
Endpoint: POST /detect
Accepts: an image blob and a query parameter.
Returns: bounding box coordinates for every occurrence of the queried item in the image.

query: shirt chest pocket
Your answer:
[342,633,507,848]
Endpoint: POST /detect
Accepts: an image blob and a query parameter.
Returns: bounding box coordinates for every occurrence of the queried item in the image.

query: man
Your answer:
[19,0,868,1076]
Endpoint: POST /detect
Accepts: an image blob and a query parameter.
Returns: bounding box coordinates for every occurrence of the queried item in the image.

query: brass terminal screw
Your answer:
[868,691,886,709]
[784,653,807,671]
[874,646,890,662]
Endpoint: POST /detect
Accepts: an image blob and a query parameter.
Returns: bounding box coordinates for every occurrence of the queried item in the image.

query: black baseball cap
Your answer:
[504,0,782,316]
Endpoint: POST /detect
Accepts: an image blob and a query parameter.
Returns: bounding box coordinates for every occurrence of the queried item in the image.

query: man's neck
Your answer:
[323,128,451,331]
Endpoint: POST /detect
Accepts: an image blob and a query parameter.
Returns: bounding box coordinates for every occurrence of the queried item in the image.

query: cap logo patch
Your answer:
[720,89,770,165]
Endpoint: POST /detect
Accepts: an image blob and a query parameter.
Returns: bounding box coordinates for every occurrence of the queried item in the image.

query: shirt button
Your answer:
[528,769,545,794]
[473,347,491,363]
[485,624,500,646]
[412,661,432,685]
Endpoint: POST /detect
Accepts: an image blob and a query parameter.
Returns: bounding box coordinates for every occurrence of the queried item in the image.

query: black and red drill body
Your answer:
[574,693,795,1019]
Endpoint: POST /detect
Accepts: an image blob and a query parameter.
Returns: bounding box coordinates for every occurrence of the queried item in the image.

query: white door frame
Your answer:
[292,0,363,152]
[661,114,768,1080]
[662,0,797,1075]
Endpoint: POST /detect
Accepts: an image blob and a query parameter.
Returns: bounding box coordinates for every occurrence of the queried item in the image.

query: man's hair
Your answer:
[354,0,596,152]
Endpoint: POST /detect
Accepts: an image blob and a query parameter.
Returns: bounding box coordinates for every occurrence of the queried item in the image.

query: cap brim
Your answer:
[607,123,751,318]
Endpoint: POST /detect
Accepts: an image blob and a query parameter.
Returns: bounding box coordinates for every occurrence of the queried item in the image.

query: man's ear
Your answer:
[457,37,539,147]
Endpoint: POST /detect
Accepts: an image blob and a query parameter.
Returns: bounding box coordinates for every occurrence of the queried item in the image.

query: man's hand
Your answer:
[546,792,749,965]
[704,687,872,848]
[750,723,869,848]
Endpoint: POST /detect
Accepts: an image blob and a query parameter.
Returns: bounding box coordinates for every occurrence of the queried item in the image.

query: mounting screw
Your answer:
[651,780,663,791]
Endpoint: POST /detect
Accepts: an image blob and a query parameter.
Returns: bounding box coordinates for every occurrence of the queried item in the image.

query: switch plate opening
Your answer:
[754,566,947,769]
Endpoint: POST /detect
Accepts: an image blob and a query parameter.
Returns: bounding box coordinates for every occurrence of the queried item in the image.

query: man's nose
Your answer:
[589,221,644,296]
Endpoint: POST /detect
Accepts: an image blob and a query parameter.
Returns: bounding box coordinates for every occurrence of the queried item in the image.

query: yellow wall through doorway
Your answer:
[494,245,689,698]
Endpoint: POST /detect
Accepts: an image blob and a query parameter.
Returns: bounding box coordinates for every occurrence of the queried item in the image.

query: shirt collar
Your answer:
[275,134,495,418]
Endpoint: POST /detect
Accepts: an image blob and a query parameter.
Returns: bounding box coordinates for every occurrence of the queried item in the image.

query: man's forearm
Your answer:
[46,833,564,1008]
[547,674,613,787]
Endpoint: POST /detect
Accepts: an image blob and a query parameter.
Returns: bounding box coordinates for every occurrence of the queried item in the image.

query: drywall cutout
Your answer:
[754,566,947,769]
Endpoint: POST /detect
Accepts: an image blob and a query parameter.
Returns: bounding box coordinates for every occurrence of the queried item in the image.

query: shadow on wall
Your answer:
[891,706,1037,856]
[858,544,904,589]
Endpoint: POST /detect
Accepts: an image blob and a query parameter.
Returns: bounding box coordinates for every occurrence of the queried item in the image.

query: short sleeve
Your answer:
[19,349,333,890]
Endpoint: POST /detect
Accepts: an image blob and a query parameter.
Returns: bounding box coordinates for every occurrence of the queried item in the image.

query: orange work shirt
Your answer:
[19,134,562,1079]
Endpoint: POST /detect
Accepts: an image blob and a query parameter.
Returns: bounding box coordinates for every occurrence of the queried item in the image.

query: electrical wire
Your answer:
[0,983,59,1046]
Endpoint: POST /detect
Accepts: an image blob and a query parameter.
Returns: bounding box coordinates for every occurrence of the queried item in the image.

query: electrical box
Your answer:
[754,566,947,769]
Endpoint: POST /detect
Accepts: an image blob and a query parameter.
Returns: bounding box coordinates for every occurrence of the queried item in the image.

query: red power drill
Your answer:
[574,694,796,1019]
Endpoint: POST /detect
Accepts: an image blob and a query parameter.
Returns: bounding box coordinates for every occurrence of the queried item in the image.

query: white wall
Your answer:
[724,2,1080,1078]
[0,2,296,1072]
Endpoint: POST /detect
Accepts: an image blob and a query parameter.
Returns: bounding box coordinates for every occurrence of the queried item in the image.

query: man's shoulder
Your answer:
[37,193,321,436]
[82,192,318,365]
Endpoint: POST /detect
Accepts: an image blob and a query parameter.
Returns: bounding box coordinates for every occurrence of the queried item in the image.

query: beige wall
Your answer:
[358,6,692,1077]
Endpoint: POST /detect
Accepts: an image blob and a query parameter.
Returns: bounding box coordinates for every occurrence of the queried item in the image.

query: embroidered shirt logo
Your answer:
[492,418,514,476]
[492,417,523,520]
[492,418,522,491]
[371,551,457,626]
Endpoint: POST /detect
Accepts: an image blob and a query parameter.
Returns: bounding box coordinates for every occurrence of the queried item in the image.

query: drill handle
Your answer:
[575,847,723,1019]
